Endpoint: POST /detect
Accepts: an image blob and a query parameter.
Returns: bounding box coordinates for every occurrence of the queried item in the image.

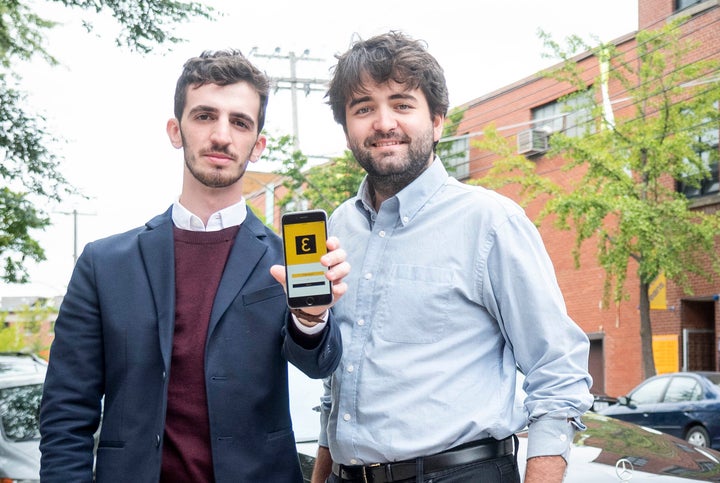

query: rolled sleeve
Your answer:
[527,418,585,461]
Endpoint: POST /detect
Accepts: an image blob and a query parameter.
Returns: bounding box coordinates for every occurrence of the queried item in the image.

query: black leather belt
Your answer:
[331,437,514,482]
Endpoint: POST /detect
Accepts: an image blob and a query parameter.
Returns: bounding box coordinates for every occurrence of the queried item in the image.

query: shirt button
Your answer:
[347,365,354,373]
[378,230,386,237]
[403,216,409,223]
[350,459,358,465]
[343,413,351,421]
[364,272,372,280]
[357,319,365,326]
[559,434,567,442]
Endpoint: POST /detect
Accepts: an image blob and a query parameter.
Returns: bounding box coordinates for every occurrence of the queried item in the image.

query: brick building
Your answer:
[242,170,289,233]
[455,0,720,396]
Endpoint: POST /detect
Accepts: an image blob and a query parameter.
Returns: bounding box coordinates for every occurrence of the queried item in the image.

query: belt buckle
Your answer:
[363,463,381,483]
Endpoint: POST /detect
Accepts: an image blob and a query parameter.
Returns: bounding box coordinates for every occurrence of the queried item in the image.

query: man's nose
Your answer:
[372,106,398,132]
[210,120,232,144]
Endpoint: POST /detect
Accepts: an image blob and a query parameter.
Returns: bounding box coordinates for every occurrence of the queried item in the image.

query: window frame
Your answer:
[531,90,595,138]
[676,0,704,12]
[677,116,720,199]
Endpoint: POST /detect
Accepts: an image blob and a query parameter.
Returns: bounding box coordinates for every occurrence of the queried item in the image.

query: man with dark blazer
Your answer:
[39,50,348,482]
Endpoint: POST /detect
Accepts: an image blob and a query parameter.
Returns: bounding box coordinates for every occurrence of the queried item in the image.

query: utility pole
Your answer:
[249,47,328,151]
[56,209,95,265]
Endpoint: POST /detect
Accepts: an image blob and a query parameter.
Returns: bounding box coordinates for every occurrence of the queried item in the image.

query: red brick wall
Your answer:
[639,0,673,30]
[459,0,720,396]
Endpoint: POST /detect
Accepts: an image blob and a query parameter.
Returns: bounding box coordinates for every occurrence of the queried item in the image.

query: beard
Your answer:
[349,127,435,197]
[182,132,251,189]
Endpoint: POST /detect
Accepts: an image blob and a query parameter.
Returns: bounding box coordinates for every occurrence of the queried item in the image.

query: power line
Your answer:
[249,47,328,151]
[55,209,95,265]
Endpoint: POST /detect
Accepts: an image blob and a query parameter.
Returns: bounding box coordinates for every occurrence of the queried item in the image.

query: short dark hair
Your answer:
[174,49,270,134]
[326,31,449,130]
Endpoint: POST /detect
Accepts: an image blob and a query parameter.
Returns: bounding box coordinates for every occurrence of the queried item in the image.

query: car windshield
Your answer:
[630,377,668,404]
[0,384,43,442]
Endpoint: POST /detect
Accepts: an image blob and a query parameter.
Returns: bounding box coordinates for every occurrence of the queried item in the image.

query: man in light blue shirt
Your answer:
[311,32,593,483]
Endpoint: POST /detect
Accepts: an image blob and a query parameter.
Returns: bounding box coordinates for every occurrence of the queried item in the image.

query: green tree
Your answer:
[0,313,25,353]
[476,20,720,379]
[271,133,365,216]
[0,0,213,283]
[0,299,57,354]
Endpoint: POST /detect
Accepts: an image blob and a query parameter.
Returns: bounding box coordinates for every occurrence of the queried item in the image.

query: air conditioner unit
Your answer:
[517,129,549,156]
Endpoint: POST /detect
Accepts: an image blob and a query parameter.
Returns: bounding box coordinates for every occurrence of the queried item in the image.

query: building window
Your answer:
[677,119,719,198]
[531,91,594,138]
[438,135,470,180]
[676,0,704,11]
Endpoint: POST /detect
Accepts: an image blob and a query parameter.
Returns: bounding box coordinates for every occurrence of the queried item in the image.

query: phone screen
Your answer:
[282,210,333,308]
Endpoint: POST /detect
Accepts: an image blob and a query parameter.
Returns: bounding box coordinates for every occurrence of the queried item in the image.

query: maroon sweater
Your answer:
[160,225,240,482]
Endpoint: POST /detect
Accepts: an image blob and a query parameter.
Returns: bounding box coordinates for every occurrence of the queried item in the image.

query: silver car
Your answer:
[0,352,47,483]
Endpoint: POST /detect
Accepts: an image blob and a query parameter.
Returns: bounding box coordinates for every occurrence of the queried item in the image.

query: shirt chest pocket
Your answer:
[377,265,453,344]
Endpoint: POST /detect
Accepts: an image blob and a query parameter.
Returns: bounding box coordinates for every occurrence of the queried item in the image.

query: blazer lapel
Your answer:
[138,207,176,370]
[208,211,269,336]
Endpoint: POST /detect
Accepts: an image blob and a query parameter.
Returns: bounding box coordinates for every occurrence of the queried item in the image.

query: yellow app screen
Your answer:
[283,220,330,300]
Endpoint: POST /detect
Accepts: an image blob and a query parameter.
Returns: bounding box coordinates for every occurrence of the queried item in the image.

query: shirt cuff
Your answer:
[526,418,582,462]
[291,312,329,335]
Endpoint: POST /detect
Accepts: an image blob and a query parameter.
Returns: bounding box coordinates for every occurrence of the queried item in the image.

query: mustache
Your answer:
[200,144,238,160]
[364,132,410,147]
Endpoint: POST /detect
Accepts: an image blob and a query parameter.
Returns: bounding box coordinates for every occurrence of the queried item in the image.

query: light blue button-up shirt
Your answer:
[320,158,593,464]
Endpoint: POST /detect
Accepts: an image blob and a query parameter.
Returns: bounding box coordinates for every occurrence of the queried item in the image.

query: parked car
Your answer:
[0,352,48,482]
[599,371,720,449]
[291,369,720,481]
[295,409,720,482]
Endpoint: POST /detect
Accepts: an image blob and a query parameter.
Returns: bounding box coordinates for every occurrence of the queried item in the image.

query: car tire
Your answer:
[685,425,710,447]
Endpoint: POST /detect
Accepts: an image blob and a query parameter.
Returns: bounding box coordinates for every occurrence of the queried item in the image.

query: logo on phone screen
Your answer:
[295,234,317,255]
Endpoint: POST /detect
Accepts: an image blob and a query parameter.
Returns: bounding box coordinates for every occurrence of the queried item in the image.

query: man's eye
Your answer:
[196,113,213,121]
[355,106,371,115]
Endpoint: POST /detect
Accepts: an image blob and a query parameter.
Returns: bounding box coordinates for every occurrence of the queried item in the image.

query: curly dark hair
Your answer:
[326,31,449,131]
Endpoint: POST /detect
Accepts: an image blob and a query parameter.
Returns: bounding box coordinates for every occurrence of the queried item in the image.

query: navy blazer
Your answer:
[39,206,341,482]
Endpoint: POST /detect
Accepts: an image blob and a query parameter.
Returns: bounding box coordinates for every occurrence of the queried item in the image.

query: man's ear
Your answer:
[166,118,182,149]
[249,134,267,162]
[432,114,445,143]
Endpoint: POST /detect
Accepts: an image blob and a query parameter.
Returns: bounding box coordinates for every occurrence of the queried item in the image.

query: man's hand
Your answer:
[524,455,567,483]
[270,236,350,320]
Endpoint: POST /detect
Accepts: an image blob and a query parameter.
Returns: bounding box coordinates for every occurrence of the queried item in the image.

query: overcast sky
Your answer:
[3,0,638,296]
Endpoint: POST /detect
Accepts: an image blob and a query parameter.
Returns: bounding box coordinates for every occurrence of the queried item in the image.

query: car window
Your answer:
[701,372,720,387]
[664,376,702,402]
[630,377,668,404]
[0,383,43,441]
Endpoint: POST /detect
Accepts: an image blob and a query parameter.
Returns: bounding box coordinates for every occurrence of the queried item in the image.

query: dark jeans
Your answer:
[327,454,521,483]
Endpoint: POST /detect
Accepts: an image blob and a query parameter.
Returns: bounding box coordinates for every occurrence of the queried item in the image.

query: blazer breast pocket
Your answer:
[242,283,285,306]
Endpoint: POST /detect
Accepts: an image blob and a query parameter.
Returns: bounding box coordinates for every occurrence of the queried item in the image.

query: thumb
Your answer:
[270,264,287,287]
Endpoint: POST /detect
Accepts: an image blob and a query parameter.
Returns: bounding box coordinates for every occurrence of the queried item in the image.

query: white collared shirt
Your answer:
[171,198,247,232]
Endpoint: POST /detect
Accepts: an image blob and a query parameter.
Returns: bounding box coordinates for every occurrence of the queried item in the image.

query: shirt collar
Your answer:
[171,197,248,232]
[356,157,449,226]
